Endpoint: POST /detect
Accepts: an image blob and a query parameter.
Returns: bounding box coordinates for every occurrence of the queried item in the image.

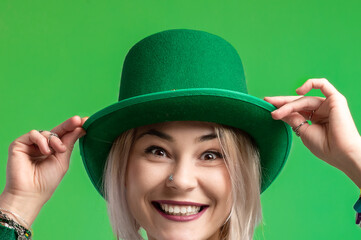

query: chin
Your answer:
[148,228,210,240]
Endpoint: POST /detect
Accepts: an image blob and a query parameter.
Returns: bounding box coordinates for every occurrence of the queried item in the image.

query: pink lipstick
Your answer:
[152,200,209,222]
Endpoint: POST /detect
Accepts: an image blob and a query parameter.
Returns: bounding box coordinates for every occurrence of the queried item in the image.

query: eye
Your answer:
[201,151,223,161]
[145,145,168,158]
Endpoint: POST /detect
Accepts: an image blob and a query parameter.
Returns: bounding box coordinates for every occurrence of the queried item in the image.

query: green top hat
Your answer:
[79,29,292,197]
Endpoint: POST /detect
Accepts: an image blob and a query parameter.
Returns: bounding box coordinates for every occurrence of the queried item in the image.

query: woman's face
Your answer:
[126,121,232,240]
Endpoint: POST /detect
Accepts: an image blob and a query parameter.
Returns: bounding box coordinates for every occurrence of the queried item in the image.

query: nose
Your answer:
[166,158,198,192]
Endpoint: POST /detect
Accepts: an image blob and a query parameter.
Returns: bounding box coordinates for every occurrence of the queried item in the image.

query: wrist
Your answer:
[0,191,45,227]
[341,142,361,189]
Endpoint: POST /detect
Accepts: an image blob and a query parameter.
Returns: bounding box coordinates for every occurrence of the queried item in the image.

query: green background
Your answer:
[1,0,361,239]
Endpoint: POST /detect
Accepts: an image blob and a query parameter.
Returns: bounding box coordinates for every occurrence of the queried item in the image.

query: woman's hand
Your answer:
[264,78,361,187]
[0,115,88,226]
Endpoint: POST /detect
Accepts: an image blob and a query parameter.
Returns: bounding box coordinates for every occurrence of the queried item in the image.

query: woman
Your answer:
[0,29,360,240]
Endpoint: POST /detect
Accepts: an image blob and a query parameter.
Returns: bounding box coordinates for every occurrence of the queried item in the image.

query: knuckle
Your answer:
[41,131,51,136]
[29,129,39,135]
[287,104,295,112]
[8,141,22,155]
[305,79,313,85]
[330,94,347,105]
[320,78,329,83]
[338,94,347,103]
[8,141,17,153]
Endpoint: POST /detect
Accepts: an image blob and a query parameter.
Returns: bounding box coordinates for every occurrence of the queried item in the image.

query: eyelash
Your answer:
[144,145,224,161]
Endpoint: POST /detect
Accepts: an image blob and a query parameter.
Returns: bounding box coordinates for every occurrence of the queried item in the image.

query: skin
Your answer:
[264,78,361,187]
[0,116,87,227]
[126,121,232,240]
[0,78,360,238]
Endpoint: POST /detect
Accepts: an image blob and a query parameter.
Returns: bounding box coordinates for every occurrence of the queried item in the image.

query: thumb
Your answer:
[58,127,85,164]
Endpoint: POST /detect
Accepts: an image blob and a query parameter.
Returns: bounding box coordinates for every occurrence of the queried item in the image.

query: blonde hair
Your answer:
[104,123,262,240]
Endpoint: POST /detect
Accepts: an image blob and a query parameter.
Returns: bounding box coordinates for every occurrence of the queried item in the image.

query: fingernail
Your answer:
[271,110,280,118]
[47,146,54,153]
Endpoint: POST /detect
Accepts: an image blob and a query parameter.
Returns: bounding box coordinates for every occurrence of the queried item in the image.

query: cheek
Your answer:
[125,156,170,211]
[202,166,232,206]
[126,157,168,193]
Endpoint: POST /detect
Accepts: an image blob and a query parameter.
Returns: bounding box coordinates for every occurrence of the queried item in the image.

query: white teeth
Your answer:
[159,203,203,216]
[181,207,187,214]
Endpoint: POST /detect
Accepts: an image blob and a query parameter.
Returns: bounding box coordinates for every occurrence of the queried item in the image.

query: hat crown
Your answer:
[81,29,293,197]
[119,29,247,101]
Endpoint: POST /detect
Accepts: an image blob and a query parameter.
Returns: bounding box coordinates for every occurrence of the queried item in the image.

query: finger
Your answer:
[264,96,304,108]
[78,117,88,138]
[57,127,85,161]
[40,131,67,153]
[22,130,52,155]
[49,117,87,150]
[264,96,325,108]
[51,116,83,138]
[80,117,89,128]
[296,78,340,98]
[298,110,314,120]
[278,112,311,137]
[280,112,306,128]
[14,144,46,158]
[271,96,324,120]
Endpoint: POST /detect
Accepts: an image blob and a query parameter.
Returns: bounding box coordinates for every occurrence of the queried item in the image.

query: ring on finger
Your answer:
[38,130,59,151]
[48,132,59,144]
[292,120,309,137]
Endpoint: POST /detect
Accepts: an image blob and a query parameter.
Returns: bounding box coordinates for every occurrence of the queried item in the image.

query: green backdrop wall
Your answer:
[1,0,361,239]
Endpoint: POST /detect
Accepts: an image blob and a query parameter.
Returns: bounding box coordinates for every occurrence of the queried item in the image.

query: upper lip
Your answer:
[153,200,209,207]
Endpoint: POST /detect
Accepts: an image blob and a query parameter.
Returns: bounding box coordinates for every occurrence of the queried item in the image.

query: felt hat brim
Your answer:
[79,88,292,197]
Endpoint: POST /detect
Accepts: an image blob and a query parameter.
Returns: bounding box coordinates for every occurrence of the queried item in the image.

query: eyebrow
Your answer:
[136,129,218,143]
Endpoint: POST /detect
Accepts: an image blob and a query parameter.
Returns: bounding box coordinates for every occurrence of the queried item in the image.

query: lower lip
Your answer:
[154,206,208,222]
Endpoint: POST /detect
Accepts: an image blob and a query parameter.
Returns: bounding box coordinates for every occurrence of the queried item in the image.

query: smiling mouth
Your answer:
[152,201,208,216]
